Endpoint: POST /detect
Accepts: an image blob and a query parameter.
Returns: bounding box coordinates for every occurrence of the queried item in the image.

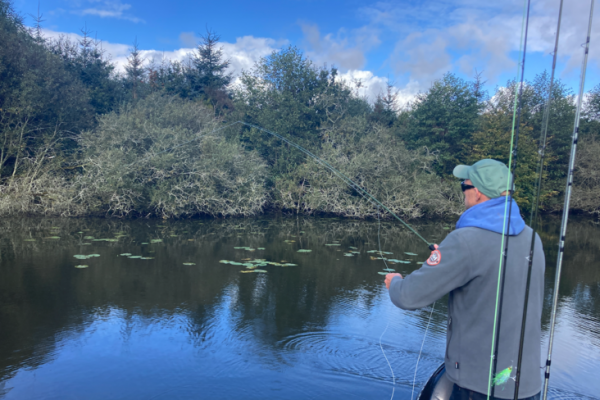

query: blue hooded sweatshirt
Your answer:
[455,196,525,235]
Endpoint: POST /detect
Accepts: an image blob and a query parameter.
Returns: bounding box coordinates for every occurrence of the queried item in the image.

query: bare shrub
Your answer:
[76,94,268,218]
[272,116,464,219]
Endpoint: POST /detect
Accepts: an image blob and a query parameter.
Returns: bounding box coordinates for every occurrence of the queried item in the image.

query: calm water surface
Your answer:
[0,216,598,399]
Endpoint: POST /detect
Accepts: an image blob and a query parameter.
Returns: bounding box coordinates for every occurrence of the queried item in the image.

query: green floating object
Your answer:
[183,262,195,266]
[150,239,162,243]
[141,257,154,260]
[367,250,393,254]
[84,236,94,240]
[383,268,396,272]
[349,246,358,250]
[417,262,424,264]
[219,260,230,264]
[325,244,341,246]
[81,243,91,245]
[404,252,418,256]
[170,234,178,237]
[297,249,312,253]
[240,270,254,273]
[120,253,132,256]
[282,263,297,267]
[73,254,100,260]
[24,239,36,242]
[377,272,389,275]
[77,231,83,234]
[141,242,149,245]
[245,265,258,270]
[46,236,60,239]
[128,255,141,259]
[343,253,354,257]
[257,247,265,250]
[75,265,89,269]
[253,269,267,273]
[350,251,360,254]
[443,226,451,230]
[387,259,410,264]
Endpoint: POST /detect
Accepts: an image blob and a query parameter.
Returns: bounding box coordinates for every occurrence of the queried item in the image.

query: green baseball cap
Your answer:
[453,159,514,199]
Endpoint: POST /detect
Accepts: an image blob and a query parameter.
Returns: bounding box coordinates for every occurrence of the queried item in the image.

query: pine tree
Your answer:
[125,38,145,100]
[192,28,232,90]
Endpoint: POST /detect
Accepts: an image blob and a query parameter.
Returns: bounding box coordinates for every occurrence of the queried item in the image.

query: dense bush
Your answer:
[271,116,463,218]
[76,95,269,218]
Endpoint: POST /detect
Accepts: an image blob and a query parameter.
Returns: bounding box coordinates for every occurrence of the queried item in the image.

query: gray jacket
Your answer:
[389,226,544,398]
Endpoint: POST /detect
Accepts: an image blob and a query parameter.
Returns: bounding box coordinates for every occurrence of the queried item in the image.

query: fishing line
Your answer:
[376,206,435,400]
[377,207,395,400]
[543,2,594,398]
[411,302,435,400]
[513,1,564,398]
[488,0,531,397]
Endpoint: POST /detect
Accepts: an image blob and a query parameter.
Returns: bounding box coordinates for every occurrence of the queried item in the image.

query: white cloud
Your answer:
[365,0,600,91]
[72,0,144,23]
[335,70,421,107]
[299,23,380,71]
[40,28,282,80]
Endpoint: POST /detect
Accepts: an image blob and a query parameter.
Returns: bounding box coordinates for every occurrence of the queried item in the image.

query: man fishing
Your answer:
[385,159,545,400]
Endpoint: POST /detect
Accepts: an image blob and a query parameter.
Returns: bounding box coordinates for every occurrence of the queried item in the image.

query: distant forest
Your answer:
[1,0,599,219]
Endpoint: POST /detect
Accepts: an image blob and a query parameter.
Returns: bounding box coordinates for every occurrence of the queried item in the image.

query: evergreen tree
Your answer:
[404,73,484,175]
[124,38,146,101]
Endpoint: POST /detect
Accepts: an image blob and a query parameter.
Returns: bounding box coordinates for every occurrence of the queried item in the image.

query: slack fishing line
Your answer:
[377,208,396,400]
[487,0,530,397]
[376,206,434,400]
[513,1,564,398]
[542,2,594,399]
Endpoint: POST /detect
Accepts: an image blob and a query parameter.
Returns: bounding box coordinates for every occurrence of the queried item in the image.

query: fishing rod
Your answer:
[513,2,564,398]
[488,0,531,397]
[542,2,594,399]
[127,119,435,249]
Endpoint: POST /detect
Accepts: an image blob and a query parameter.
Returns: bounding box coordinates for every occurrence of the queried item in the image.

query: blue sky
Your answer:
[13,0,600,104]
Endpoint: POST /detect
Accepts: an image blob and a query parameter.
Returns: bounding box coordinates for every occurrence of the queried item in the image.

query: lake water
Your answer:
[0,216,598,399]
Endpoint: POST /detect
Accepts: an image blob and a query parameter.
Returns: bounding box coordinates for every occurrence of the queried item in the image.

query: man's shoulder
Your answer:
[445,226,498,239]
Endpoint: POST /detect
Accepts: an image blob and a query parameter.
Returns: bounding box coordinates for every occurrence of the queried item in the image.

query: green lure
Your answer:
[493,366,515,386]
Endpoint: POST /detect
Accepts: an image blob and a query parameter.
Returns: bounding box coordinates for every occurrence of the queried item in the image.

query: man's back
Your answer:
[389,225,544,398]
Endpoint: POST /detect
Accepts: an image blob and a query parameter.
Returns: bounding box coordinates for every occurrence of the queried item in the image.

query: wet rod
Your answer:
[512,2,564,398]
[488,0,531,397]
[542,1,594,398]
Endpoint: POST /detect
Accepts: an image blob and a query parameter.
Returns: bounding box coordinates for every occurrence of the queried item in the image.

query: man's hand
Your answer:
[385,273,402,289]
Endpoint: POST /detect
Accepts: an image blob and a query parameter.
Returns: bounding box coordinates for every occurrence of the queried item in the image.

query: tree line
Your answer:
[1,0,599,219]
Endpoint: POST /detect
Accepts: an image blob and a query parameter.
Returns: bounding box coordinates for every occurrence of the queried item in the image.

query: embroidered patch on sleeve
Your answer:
[426,249,442,266]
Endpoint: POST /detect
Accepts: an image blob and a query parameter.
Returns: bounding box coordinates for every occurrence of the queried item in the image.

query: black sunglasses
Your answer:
[461,181,476,192]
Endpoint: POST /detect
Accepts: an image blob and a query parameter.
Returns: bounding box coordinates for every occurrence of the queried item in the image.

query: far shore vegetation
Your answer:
[1,0,599,220]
